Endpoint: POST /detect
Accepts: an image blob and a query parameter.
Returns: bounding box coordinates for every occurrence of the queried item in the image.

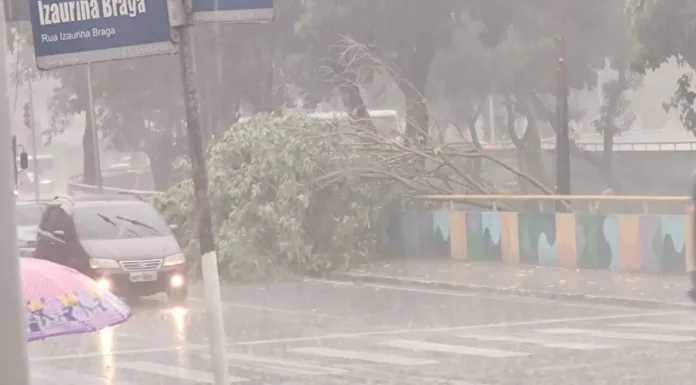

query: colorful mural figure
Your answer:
[25,290,112,335]
[391,211,693,274]
[59,293,79,321]
[27,299,51,333]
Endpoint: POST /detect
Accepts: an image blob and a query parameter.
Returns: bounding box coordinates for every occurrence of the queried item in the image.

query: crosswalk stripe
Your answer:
[290,346,437,365]
[537,328,696,343]
[199,352,346,375]
[116,361,248,383]
[32,367,136,384]
[614,322,696,332]
[335,364,490,385]
[457,334,615,350]
[381,340,529,358]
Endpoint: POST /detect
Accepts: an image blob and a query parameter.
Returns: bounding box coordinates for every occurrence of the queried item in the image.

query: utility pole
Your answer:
[85,64,103,193]
[555,3,571,211]
[178,14,216,289]
[12,135,18,188]
[177,14,228,385]
[0,2,31,384]
[171,2,274,383]
[26,80,40,202]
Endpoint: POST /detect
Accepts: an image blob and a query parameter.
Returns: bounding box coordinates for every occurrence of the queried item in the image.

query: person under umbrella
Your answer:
[21,258,131,342]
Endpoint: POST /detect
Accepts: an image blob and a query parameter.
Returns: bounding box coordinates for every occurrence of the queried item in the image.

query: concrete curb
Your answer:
[333,273,696,310]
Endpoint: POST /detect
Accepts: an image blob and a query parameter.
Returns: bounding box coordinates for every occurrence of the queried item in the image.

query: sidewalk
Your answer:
[336,259,695,308]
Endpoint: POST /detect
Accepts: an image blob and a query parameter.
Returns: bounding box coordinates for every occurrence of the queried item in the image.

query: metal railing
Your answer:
[68,166,152,183]
[540,141,696,152]
[67,166,159,199]
[414,194,691,214]
[66,181,159,198]
[452,140,696,152]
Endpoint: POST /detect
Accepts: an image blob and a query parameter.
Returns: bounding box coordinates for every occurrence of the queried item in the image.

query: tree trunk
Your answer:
[397,36,435,147]
[338,74,374,130]
[244,26,278,114]
[81,110,97,185]
[513,96,551,197]
[304,185,339,257]
[326,58,375,131]
[401,84,429,146]
[148,156,173,191]
[530,92,624,192]
[143,117,178,191]
[465,99,486,179]
[600,70,627,190]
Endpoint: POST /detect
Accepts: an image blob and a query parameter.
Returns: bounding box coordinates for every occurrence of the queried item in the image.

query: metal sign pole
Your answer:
[175,4,274,384]
[27,79,40,202]
[0,1,31,383]
[177,20,229,385]
[12,134,18,187]
[85,63,103,193]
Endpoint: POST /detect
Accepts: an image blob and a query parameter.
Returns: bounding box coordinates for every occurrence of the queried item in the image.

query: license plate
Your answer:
[129,271,158,282]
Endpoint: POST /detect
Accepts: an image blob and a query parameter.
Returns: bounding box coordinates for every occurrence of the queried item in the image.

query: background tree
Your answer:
[296,0,463,145]
[12,0,648,196]
[631,0,696,133]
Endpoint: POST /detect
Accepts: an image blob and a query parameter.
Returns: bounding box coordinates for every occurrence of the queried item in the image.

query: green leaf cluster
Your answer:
[154,111,393,280]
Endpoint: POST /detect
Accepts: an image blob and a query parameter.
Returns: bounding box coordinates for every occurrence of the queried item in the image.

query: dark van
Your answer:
[34,195,188,303]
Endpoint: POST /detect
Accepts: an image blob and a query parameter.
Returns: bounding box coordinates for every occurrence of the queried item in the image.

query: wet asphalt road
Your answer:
[28,278,696,384]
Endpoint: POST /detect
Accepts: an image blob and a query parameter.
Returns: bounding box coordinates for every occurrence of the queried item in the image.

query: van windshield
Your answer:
[73,203,172,240]
[15,204,44,227]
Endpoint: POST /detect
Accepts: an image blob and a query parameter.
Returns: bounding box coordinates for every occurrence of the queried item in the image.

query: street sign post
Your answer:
[190,0,274,23]
[29,0,178,69]
[174,2,273,385]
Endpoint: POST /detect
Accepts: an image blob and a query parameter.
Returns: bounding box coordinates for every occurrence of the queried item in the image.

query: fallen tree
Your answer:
[154,110,549,280]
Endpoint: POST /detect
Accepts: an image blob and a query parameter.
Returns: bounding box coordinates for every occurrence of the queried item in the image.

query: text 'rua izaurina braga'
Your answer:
[37,0,147,26]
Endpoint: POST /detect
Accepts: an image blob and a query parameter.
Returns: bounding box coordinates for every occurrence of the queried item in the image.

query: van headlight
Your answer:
[163,253,185,266]
[89,258,120,269]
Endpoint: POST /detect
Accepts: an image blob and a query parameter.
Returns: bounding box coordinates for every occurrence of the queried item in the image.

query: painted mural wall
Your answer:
[389,211,693,274]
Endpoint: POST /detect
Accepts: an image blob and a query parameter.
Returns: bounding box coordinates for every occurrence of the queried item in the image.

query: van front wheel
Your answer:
[167,285,188,305]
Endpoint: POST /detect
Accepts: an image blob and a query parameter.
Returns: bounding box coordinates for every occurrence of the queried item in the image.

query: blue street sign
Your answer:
[30,0,177,70]
[190,0,274,23]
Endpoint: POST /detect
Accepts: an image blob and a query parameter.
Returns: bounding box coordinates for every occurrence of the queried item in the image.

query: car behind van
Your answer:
[34,195,188,303]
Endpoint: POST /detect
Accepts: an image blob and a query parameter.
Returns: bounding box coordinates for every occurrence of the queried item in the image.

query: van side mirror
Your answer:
[19,152,28,170]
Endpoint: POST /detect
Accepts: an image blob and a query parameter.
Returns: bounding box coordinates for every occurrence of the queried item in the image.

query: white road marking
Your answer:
[116,361,248,383]
[526,358,690,375]
[29,310,686,362]
[457,334,615,350]
[335,364,489,385]
[32,366,136,384]
[381,340,529,358]
[290,347,437,365]
[614,322,696,332]
[187,298,345,319]
[305,278,646,310]
[538,328,696,343]
[524,357,630,374]
[199,352,346,375]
